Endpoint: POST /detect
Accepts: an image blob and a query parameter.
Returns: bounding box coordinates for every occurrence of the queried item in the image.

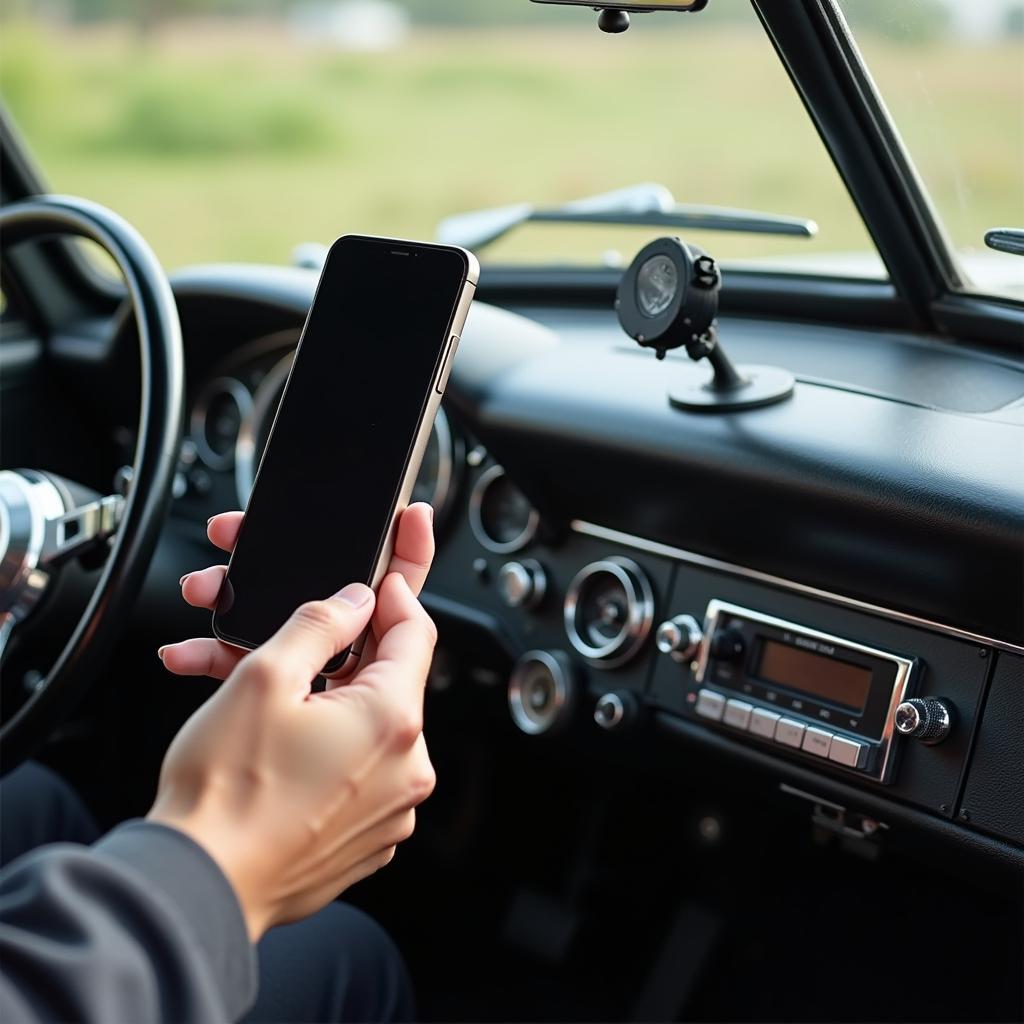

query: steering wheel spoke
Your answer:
[43,493,125,568]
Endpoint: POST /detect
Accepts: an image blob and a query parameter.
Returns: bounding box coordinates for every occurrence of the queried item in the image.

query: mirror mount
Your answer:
[531,1,709,33]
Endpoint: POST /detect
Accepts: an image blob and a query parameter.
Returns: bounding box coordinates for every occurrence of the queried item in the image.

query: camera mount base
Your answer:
[667,363,794,412]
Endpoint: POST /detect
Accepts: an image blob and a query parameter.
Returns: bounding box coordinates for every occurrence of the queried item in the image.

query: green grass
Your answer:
[1,17,1020,272]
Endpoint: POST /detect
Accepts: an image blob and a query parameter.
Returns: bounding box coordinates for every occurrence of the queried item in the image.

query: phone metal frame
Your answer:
[211,234,479,671]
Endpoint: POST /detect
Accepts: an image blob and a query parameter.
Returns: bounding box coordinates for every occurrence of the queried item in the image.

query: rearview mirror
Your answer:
[532,0,708,9]
[531,0,708,32]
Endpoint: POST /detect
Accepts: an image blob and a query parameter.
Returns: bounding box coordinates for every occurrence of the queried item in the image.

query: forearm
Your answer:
[0,821,256,1024]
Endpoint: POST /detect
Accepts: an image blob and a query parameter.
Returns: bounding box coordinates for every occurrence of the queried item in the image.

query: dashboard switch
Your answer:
[894,696,954,745]
[594,690,638,731]
[801,726,833,758]
[723,698,753,730]
[655,614,703,662]
[695,688,726,721]
[710,627,745,662]
[749,707,782,738]
[774,718,806,748]
[498,559,547,610]
[828,735,866,769]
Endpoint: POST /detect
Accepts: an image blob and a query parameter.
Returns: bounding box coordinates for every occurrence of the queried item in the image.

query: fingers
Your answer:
[352,573,436,710]
[207,512,244,553]
[180,565,227,610]
[388,503,435,598]
[159,638,244,680]
[254,584,377,696]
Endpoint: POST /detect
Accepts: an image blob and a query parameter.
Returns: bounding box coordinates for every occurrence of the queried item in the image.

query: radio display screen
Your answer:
[756,640,872,712]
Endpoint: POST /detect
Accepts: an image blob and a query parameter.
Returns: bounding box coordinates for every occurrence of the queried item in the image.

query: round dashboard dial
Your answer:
[190,377,253,471]
[563,557,655,669]
[469,465,539,554]
[411,407,462,516]
[235,353,463,525]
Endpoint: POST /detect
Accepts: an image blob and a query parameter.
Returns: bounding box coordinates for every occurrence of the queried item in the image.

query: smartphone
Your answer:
[212,234,478,671]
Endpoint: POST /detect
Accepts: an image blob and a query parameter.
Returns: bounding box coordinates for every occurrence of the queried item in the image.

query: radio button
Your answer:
[828,735,866,769]
[774,718,806,748]
[801,726,833,759]
[749,707,782,739]
[695,689,726,721]
[723,698,753,730]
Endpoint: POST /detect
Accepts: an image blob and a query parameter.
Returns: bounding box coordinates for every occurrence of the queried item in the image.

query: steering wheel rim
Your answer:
[0,195,184,773]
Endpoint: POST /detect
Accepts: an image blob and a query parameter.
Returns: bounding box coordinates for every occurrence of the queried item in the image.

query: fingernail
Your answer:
[427,505,434,524]
[157,646,168,661]
[206,516,215,526]
[332,583,373,607]
[179,573,191,587]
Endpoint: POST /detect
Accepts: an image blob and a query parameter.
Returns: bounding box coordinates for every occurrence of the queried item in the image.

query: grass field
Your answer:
[1,17,1020,271]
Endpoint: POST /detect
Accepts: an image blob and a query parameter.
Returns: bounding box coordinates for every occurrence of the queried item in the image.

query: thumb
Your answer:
[251,583,375,694]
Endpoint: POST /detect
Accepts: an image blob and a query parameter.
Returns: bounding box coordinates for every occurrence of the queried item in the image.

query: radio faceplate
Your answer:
[690,601,915,783]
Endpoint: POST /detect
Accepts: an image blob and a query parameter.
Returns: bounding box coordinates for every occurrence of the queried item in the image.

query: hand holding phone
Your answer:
[208,235,477,673]
[160,502,435,681]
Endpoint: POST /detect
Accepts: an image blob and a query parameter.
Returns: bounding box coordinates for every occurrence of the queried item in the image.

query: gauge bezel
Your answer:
[508,650,572,735]
[190,377,253,472]
[235,353,464,520]
[235,353,293,507]
[563,556,655,669]
[415,406,463,520]
[468,465,540,554]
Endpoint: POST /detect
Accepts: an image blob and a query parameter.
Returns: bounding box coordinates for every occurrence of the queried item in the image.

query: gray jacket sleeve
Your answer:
[0,820,257,1024]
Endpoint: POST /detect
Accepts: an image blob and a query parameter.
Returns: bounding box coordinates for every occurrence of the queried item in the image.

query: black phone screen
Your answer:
[214,236,468,649]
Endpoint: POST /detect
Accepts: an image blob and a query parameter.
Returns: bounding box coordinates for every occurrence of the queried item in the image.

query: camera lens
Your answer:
[636,253,678,317]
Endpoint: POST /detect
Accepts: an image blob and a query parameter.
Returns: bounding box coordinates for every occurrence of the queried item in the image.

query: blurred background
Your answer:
[1,0,1020,280]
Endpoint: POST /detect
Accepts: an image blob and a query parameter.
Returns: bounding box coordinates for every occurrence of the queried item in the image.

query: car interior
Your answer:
[1,0,1022,1021]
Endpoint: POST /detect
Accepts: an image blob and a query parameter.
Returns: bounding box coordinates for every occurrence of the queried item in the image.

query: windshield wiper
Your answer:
[436,183,818,252]
[984,228,1024,257]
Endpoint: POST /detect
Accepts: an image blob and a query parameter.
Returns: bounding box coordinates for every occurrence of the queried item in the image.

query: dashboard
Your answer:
[164,263,1024,866]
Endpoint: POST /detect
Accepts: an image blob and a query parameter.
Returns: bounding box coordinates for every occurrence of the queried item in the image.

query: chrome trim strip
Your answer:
[570,520,1024,656]
[695,600,913,784]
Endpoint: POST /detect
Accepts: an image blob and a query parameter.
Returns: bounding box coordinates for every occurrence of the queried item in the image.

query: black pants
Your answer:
[0,762,415,1024]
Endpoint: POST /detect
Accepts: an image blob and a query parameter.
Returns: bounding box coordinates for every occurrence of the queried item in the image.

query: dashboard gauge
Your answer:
[235,353,293,506]
[412,407,463,522]
[236,355,464,524]
[190,377,253,472]
[469,465,539,554]
[564,557,654,669]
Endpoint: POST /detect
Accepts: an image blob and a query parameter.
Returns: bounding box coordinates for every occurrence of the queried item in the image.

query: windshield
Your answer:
[0,0,888,274]
[839,0,1024,300]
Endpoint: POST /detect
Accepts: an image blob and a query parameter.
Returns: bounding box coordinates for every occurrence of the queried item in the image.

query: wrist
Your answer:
[147,801,274,941]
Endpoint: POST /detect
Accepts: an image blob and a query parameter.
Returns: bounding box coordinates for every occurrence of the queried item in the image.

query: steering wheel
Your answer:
[0,195,184,774]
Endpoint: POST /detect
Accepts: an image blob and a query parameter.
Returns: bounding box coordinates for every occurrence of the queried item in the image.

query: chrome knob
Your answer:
[655,614,703,662]
[593,690,638,731]
[894,697,954,745]
[497,559,547,609]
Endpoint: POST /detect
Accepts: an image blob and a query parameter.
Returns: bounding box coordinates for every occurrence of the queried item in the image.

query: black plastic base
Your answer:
[667,364,795,412]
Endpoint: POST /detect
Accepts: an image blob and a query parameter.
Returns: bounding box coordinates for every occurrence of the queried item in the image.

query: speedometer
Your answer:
[191,377,252,471]
[236,354,464,528]
[412,407,462,521]
[469,465,539,554]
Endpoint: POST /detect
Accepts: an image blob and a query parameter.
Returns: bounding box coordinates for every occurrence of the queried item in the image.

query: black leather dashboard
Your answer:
[163,263,1024,861]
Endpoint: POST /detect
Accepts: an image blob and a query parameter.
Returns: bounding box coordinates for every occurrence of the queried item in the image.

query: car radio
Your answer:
[686,600,916,783]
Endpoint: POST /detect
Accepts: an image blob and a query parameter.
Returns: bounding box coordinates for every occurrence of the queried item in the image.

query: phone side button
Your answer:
[435,335,460,395]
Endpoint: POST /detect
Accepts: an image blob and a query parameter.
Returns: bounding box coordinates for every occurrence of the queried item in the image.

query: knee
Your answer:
[321,904,415,1023]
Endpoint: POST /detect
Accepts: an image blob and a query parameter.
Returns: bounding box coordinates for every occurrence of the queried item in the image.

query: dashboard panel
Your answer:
[165,264,1024,864]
